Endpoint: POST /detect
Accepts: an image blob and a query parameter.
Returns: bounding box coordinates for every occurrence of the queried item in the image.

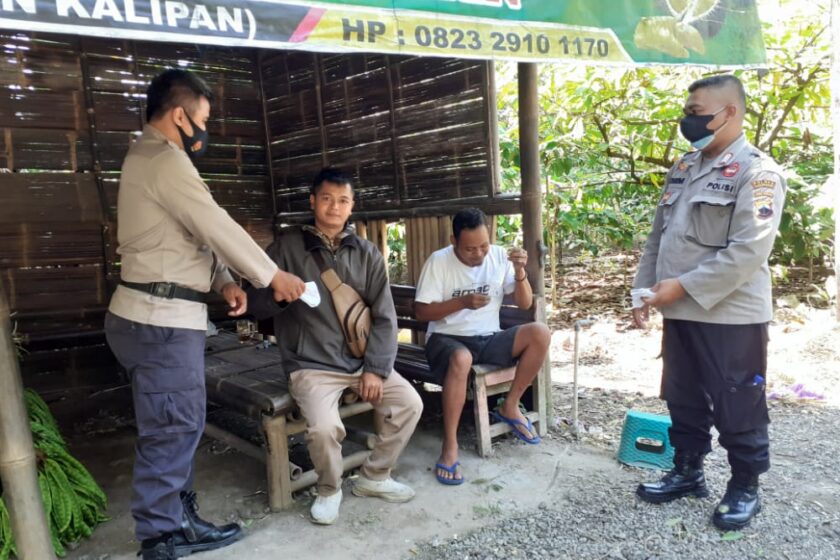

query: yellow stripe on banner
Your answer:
[306,9,632,63]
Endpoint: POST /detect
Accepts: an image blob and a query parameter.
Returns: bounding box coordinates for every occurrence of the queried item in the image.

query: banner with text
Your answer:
[0,0,766,65]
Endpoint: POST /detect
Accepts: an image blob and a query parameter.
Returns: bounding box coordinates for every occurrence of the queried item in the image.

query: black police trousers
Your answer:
[661,319,770,475]
[105,312,206,541]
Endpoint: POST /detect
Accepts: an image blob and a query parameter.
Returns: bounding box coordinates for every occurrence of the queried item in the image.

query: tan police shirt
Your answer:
[108,124,278,331]
[634,133,786,324]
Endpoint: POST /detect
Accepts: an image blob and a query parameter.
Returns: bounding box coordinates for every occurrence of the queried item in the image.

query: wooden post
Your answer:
[262,414,292,512]
[77,41,111,288]
[483,61,501,198]
[439,216,450,248]
[385,56,403,206]
[426,217,436,259]
[313,54,329,167]
[518,63,544,296]
[518,63,553,425]
[406,218,417,284]
[472,375,493,457]
[376,220,389,263]
[832,0,840,320]
[0,279,57,560]
[256,50,279,224]
[417,218,426,278]
[356,220,368,240]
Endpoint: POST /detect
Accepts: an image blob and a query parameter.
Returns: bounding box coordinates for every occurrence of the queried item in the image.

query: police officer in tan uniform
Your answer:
[633,75,786,530]
[104,69,304,560]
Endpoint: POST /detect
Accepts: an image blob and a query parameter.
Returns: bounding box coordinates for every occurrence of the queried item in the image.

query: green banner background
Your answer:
[0,0,766,65]
[313,0,767,64]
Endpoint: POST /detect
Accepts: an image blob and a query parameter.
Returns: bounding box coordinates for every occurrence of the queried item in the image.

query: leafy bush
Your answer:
[496,3,833,270]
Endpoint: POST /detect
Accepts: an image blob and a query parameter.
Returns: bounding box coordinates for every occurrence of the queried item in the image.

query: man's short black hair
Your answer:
[688,74,747,110]
[311,167,353,196]
[452,208,488,240]
[146,69,214,123]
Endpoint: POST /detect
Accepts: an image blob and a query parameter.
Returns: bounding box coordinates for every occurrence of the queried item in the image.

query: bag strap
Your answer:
[311,250,343,292]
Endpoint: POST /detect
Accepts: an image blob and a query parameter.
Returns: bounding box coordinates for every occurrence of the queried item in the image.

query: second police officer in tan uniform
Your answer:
[632,75,786,531]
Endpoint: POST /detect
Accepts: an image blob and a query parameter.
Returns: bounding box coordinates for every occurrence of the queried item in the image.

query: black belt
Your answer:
[120,281,208,303]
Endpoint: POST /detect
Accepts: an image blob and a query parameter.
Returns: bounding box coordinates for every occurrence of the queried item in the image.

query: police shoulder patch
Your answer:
[753,184,776,219]
[751,179,776,189]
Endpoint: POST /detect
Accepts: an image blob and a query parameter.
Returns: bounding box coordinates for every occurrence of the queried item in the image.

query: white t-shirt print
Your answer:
[415,245,517,337]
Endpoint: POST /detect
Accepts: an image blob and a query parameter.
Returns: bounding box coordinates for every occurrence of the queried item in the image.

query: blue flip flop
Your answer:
[492,411,541,445]
[435,461,465,486]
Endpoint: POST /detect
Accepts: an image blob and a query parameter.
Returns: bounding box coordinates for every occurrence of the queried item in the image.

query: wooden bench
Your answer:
[390,284,548,457]
[202,331,375,511]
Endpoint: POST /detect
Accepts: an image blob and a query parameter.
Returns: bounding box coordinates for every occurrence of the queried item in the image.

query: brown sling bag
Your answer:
[312,251,371,358]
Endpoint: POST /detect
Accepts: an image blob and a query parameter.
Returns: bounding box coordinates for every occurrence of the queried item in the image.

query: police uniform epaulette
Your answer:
[681,150,701,161]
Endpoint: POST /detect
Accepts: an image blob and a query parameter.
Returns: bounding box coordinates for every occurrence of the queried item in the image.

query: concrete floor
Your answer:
[65,420,623,560]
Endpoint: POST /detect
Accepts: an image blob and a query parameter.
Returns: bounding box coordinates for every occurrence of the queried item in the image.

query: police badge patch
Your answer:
[756,203,773,219]
[722,163,740,178]
[754,192,775,219]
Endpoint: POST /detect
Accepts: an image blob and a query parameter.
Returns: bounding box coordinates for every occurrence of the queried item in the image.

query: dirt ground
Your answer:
[407,304,840,560]
[63,282,840,560]
[64,417,622,560]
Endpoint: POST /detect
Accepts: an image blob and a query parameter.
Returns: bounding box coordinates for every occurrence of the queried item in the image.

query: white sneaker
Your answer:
[352,476,415,503]
[310,489,342,525]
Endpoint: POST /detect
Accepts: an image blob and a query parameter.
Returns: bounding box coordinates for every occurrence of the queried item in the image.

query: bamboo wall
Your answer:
[262,52,503,220]
[0,33,274,396]
[404,215,497,284]
[355,219,389,266]
[0,32,501,397]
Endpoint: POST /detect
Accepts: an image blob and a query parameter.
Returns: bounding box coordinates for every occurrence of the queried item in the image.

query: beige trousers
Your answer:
[289,369,423,496]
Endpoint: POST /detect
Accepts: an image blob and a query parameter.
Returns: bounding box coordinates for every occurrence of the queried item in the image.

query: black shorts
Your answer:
[425,326,520,383]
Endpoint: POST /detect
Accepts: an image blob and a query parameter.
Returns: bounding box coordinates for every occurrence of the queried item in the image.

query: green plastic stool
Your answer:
[617,410,675,470]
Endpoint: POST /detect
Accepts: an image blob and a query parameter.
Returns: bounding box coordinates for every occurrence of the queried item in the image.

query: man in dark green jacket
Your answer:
[248,168,422,526]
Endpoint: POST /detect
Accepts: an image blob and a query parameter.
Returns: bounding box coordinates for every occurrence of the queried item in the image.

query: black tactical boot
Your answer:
[636,450,709,503]
[175,490,243,556]
[713,473,761,530]
[139,534,177,560]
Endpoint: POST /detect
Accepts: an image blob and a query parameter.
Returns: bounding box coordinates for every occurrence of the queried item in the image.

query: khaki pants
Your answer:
[289,369,423,496]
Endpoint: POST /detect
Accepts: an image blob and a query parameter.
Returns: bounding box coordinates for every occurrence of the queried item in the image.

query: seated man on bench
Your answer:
[247,168,423,525]
[414,208,550,485]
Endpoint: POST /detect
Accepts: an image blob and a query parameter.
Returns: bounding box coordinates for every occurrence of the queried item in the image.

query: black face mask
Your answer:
[176,109,209,160]
[679,106,727,150]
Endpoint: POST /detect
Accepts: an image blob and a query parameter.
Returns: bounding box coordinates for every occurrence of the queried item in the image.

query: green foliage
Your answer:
[497,2,833,267]
[387,222,406,263]
[386,222,409,284]
[0,390,108,559]
[494,214,522,246]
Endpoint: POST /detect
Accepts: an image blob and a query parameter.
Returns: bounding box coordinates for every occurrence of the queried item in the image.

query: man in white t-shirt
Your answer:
[414,208,551,485]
